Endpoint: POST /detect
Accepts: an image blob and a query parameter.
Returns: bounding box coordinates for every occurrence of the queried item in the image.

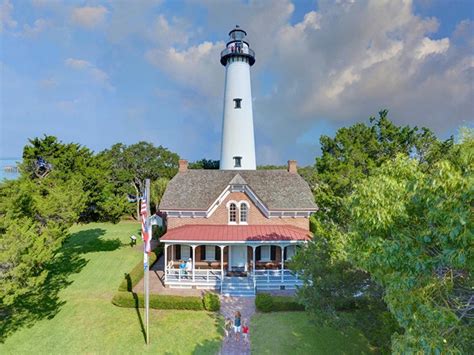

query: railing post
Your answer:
[207,270,209,283]
[281,245,285,283]
[192,245,196,282]
[267,270,270,283]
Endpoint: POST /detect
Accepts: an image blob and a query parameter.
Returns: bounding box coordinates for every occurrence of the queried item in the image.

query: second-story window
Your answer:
[240,203,248,223]
[229,203,237,223]
[234,98,242,109]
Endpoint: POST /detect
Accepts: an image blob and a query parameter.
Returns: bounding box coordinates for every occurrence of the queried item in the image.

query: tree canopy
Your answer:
[99,141,179,219]
[349,132,473,352]
[293,111,461,353]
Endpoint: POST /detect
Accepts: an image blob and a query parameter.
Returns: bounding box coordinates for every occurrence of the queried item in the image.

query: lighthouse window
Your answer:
[233,156,242,168]
[234,98,242,109]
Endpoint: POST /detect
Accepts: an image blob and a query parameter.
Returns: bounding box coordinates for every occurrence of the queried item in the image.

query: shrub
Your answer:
[118,249,160,292]
[203,292,220,311]
[256,294,305,312]
[256,293,273,312]
[112,292,204,310]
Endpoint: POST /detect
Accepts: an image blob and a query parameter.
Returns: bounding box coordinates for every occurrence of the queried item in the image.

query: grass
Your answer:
[251,312,377,355]
[1,222,222,354]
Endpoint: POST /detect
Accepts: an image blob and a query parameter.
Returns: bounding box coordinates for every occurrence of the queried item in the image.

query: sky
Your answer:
[1,0,473,166]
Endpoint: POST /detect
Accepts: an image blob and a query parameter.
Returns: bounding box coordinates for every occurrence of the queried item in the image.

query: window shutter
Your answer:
[176,245,181,260]
[256,247,261,261]
[216,246,221,260]
[284,247,287,260]
[201,246,206,261]
[271,246,276,260]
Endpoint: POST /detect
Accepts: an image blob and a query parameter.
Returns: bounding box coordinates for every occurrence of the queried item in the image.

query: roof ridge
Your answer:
[228,173,247,185]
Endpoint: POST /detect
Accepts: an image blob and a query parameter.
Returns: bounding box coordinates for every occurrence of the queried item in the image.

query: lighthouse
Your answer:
[219,26,256,170]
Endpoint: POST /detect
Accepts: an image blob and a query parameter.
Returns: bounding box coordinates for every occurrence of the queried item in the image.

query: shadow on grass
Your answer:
[0,228,123,342]
[126,274,146,342]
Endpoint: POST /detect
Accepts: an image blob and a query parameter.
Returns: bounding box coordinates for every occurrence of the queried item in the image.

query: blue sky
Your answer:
[1,0,473,165]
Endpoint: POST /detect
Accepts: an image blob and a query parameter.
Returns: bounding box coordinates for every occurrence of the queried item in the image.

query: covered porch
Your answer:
[160,225,311,292]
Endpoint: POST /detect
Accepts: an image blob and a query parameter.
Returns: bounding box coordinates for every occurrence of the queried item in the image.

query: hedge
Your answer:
[203,292,220,311]
[118,248,160,292]
[255,293,305,312]
[112,291,205,310]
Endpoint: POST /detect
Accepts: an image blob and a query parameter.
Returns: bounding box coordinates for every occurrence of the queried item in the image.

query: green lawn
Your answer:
[1,222,222,354]
[251,312,376,355]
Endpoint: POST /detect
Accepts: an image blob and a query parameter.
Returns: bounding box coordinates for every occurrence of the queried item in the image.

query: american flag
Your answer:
[141,191,151,253]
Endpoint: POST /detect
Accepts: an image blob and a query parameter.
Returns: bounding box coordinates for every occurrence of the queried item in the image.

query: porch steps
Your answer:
[221,277,255,297]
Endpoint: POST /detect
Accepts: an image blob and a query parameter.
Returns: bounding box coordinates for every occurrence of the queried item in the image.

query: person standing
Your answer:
[242,322,249,343]
[186,258,193,278]
[233,311,242,341]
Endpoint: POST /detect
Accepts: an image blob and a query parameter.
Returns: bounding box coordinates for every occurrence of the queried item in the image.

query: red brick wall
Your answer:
[166,191,309,230]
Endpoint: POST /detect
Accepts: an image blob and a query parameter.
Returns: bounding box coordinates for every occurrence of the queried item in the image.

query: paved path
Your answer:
[219,296,255,355]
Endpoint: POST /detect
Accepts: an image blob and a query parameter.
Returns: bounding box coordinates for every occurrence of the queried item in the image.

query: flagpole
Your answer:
[144,178,151,345]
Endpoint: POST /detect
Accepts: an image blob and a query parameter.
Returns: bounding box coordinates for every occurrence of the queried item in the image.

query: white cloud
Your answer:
[65,58,113,89]
[415,37,450,59]
[22,18,51,37]
[148,15,190,47]
[71,5,108,28]
[0,0,17,32]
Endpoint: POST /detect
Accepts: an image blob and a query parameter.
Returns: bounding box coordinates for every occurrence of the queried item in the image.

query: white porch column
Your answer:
[164,243,168,282]
[281,245,285,282]
[251,245,256,277]
[192,245,196,282]
[220,245,225,280]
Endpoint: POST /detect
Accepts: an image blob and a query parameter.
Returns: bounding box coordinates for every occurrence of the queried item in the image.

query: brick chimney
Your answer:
[288,160,297,174]
[178,159,188,173]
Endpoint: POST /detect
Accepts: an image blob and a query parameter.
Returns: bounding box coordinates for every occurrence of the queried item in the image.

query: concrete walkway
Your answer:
[219,296,255,355]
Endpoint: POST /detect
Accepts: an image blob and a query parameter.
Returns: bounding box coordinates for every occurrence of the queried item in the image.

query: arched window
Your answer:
[240,203,248,223]
[229,203,237,223]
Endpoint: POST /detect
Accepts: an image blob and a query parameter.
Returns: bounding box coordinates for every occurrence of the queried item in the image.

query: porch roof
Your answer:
[160,225,312,243]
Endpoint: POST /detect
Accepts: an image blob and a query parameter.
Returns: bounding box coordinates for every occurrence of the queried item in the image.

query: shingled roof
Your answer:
[159,169,317,211]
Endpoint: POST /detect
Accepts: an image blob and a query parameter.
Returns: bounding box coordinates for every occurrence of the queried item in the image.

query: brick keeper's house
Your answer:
[158,160,317,296]
[158,26,318,296]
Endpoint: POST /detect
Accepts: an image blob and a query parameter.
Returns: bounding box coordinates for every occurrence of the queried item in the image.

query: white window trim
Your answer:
[227,200,238,224]
[260,245,271,261]
[239,200,249,224]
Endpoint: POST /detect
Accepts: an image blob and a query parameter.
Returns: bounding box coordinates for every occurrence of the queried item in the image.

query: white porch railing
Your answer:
[165,269,221,283]
[164,268,303,291]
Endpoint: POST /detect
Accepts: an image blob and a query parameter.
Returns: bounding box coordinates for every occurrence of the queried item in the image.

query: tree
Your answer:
[100,142,179,219]
[294,111,454,350]
[348,130,473,352]
[189,159,220,169]
[150,177,169,214]
[20,135,117,222]
[0,176,87,307]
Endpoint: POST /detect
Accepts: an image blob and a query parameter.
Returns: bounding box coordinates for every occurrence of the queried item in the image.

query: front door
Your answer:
[230,245,247,270]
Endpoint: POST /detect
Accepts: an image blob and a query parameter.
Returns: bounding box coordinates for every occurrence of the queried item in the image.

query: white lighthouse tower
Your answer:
[219,26,256,170]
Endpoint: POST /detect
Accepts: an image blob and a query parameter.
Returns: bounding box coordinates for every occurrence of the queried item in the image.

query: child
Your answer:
[242,322,249,342]
[233,311,242,341]
[224,318,232,337]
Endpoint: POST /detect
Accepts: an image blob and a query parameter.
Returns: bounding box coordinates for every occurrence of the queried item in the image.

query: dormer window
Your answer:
[233,98,242,109]
[229,203,237,223]
[233,156,242,168]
